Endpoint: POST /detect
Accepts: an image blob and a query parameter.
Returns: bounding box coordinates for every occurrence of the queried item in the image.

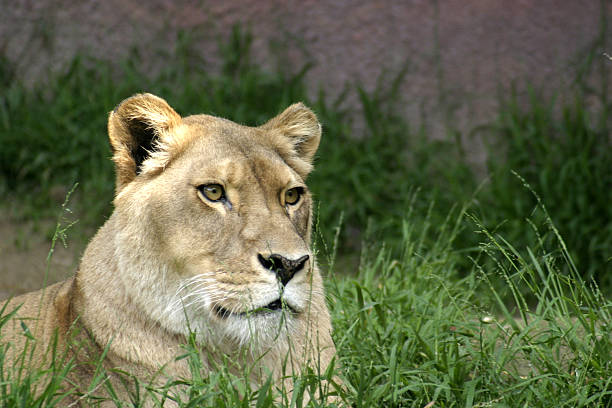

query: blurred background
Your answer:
[1,0,611,300]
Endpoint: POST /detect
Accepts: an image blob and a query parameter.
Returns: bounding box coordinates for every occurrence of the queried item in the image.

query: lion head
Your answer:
[105,93,331,353]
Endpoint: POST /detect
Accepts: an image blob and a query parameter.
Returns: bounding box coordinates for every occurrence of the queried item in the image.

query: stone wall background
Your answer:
[1,0,610,165]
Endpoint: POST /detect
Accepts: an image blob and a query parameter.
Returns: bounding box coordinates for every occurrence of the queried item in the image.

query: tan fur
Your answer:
[1,94,338,405]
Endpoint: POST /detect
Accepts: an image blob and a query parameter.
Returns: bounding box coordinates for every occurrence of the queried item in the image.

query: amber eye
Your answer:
[284,187,303,206]
[198,184,225,202]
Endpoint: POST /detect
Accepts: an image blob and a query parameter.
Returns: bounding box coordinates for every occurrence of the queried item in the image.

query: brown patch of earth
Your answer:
[0,216,83,301]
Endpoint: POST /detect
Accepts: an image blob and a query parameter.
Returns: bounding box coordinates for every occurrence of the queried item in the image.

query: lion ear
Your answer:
[108,93,182,191]
[259,103,322,179]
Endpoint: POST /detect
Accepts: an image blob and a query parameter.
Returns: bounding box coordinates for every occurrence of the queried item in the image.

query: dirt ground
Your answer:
[0,216,82,301]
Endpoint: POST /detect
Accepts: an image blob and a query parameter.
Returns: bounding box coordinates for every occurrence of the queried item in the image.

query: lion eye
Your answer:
[198,184,225,202]
[284,187,302,206]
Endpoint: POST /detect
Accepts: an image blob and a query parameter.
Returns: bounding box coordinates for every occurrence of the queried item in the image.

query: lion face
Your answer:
[106,94,325,348]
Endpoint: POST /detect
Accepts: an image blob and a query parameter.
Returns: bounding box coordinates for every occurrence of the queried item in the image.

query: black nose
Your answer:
[258,253,309,286]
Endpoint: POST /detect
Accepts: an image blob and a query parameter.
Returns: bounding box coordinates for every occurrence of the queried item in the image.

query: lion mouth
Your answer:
[213,299,296,319]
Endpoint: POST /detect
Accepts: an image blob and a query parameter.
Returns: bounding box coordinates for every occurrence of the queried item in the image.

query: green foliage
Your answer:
[480,90,612,287]
[2,198,610,407]
[310,72,474,255]
[328,202,612,407]
[0,24,610,287]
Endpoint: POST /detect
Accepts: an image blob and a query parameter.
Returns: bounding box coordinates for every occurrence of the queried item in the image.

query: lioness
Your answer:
[1,94,338,405]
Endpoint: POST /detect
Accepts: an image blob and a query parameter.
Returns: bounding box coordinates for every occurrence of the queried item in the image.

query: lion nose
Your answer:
[257,253,309,286]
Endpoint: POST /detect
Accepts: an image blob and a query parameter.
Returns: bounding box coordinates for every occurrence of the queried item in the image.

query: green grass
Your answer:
[1,193,611,407]
[330,199,612,407]
[1,26,610,292]
[1,25,610,288]
[479,89,612,289]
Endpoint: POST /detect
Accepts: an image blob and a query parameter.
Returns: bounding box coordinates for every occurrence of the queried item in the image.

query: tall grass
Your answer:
[2,192,610,407]
[1,25,610,289]
[2,25,609,293]
[481,90,612,288]
[331,200,612,407]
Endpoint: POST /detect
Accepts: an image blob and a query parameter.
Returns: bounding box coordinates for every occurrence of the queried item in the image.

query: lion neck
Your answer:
[72,215,195,376]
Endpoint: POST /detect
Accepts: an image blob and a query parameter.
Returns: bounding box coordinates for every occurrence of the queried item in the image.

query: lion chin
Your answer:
[2,93,339,406]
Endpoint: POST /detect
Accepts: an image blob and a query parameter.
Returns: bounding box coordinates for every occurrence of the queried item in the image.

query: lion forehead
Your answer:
[179,142,300,193]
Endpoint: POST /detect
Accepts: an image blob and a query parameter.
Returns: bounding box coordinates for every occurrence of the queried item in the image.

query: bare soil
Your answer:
[0,216,82,301]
